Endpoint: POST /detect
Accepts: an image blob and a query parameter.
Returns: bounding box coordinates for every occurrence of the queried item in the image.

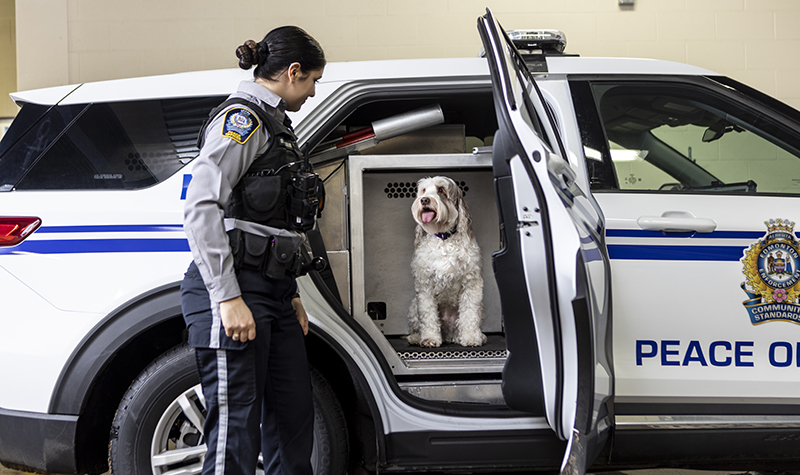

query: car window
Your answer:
[0,103,82,190]
[591,82,800,195]
[0,96,225,191]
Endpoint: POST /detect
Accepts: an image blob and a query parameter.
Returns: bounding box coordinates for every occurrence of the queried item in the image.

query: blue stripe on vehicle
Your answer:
[606,229,766,239]
[0,238,190,255]
[608,244,746,261]
[181,174,192,200]
[36,224,183,233]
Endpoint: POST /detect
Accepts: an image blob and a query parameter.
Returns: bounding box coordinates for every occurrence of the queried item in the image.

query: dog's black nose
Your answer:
[420,197,430,205]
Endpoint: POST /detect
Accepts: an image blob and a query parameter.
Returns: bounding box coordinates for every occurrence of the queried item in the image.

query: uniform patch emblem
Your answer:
[741,218,800,325]
[221,107,260,145]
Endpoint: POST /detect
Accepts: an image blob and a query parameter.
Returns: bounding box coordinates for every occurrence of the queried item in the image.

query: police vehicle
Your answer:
[3,9,800,475]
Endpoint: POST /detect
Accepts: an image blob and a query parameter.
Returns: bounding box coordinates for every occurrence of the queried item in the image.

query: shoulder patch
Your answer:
[221,107,261,145]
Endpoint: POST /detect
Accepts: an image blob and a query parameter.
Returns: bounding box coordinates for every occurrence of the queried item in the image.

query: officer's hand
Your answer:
[292,297,309,336]
[220,296,256,342]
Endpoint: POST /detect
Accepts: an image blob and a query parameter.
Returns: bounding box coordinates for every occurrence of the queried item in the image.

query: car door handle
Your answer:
[637,212,717,233]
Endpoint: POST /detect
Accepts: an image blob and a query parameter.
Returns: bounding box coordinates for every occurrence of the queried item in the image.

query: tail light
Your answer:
[0,217,42,246]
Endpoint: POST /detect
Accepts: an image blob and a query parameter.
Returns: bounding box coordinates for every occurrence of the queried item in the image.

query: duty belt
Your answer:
[227,226,304,280]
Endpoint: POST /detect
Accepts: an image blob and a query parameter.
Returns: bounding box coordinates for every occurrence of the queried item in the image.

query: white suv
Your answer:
[3,10,800,475]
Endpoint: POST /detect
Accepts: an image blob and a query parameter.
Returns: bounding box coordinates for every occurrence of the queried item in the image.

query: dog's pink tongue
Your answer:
[422,211,435,223]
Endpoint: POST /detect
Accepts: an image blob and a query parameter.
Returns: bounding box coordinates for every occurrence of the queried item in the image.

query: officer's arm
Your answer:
[184,107,269,304]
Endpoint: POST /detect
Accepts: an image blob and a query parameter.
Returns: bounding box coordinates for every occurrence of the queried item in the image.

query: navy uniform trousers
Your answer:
[181,261,314,475]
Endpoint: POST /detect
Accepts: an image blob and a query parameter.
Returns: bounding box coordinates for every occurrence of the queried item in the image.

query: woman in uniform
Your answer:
[180,26,325,475]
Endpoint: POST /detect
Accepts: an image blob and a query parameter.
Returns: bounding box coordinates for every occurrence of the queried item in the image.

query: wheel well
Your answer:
[74,316,185,474]
[72,310,381,474]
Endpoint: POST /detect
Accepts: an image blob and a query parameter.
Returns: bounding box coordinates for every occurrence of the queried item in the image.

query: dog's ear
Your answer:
[455,186,474,239]
[446,177,461,204]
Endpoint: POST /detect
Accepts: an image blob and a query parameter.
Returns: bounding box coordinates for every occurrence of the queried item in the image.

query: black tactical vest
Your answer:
[198,98,302,230]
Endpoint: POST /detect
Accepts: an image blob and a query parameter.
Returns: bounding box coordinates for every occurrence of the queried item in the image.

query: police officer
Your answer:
[180,26,325,475]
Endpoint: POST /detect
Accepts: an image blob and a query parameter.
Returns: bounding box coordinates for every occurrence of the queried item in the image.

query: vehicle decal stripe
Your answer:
[1,239,748,260]
[608,244,745,261]
[26,227,786,238]
[0,239,190,255]
[181,174,192,200]
[607,229,779,240]
[36,224,183,233]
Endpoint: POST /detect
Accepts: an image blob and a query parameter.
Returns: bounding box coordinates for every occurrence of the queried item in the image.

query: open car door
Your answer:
[478,9,613,474]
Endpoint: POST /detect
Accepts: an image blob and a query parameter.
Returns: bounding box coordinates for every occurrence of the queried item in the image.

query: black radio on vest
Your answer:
[287,166,324,232]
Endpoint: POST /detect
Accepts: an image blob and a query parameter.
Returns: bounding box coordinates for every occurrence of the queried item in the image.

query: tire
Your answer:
[310,366,349,475]
[109,344,349,475]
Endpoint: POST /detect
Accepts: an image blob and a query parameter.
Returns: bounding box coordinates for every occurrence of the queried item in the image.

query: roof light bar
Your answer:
[506,29,567,54]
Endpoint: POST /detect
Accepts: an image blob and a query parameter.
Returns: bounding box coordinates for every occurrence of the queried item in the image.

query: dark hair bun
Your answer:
[236,39,259,70]
[246,26,325,81]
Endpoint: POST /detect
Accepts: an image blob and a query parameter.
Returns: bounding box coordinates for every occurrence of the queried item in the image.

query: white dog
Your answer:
[406,176,487,347]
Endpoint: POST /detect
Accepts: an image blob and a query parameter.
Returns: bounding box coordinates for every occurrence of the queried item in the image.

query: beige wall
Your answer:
[9,0,800,112]
[0,0,15,118]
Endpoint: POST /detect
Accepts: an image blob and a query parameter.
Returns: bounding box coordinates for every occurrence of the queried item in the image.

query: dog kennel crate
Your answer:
[316,150,508,374]
[308,92,510,400]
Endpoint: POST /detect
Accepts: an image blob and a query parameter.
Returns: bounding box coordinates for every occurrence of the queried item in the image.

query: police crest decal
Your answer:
[741,218,800,324]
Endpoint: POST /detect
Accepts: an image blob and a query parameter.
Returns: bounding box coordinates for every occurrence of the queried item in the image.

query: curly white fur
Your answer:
[406,176,487,347]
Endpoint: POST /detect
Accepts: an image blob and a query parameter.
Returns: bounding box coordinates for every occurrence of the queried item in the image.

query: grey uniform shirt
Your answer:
[184,80,289,303]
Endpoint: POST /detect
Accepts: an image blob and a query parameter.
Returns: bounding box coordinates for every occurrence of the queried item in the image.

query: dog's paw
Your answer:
[458,331,487,347]
[408,332,441,347]
[420,337,442,348]
[418,331,442,347]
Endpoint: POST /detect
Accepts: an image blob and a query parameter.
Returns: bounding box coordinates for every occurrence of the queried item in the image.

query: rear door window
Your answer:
[0,103,79,190]
[0,96,224,191]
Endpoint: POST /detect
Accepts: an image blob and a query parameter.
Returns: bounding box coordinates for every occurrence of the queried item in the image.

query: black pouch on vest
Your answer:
[243,232,270,270]
[264,234,302,280]
[241,175,283,222]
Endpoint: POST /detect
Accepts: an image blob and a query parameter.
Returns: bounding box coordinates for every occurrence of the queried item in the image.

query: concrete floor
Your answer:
[0,467,33,475]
